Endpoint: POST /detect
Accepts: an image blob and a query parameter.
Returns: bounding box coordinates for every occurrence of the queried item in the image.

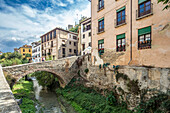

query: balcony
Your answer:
[138,41,151,50]
[115,15,126,28]
[117,45,126,52]
[136,3,153,20]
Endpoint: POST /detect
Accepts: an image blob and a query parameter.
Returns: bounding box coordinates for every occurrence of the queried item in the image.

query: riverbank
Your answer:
[56,78,132,113]
[12,79,36,113]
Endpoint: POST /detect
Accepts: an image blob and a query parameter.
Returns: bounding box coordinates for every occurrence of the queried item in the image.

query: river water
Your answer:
[32,78,63,113]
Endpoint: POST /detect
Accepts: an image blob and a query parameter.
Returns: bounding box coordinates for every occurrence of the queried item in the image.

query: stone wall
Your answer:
[78,54,170,109]
[0,65,21,113]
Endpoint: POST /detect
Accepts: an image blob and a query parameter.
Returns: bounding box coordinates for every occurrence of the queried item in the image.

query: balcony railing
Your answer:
[136,3,153,20]
[117,45,126,52]
[115,15,126,28]
[138,41,151,49]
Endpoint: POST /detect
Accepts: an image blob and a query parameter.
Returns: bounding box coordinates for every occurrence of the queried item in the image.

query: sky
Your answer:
[0,0,91,52]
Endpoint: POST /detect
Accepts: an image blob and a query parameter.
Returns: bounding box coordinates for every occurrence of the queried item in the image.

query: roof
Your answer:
[80,17,91,24]
[18,45,32,49]
[40,27,78,38]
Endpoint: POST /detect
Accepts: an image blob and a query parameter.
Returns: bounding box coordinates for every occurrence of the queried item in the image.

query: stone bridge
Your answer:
[2,56,79,88]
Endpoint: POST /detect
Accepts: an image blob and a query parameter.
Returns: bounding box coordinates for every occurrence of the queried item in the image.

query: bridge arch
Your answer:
[19,69,66,88]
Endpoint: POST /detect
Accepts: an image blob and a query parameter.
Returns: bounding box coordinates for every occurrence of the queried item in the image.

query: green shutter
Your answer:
[138,26,151,36]
[116,6,125,12]
[117,33,125,40]
[98,17,104,22]
[138,0,147,4]
[98,39,104,44]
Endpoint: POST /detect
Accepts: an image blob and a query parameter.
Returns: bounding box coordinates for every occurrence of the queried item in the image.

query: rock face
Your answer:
[2,56,79,88]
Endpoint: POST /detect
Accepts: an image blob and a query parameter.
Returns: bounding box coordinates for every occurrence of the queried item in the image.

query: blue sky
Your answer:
[0,0,91,52]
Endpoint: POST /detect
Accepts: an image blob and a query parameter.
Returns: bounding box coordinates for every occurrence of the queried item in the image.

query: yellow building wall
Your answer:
[19,47,32,60]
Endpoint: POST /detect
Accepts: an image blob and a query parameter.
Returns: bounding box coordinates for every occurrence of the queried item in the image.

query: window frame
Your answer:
[138,0,151,17]
[98,39,104,54]
[116,8,126,26]
[98,18,104,33]
[98,0,104,11]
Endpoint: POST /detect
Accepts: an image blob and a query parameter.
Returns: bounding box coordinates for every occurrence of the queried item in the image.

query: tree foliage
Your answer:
[0,52,29,67]
[158,0,170,10]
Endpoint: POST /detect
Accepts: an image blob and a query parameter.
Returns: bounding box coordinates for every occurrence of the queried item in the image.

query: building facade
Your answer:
[31,42,41,63]
[91,0,170,68]
[41,27,78,60]
[79,18,92,55]
[18,45,32,60]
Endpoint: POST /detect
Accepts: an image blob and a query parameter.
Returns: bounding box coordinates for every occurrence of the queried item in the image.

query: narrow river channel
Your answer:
[32,78,63,113]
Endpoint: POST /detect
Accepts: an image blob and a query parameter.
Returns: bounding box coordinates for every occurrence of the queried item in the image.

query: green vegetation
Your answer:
[0,52,29,67]
[31,71,59,89]
[56,78,131,113]
[12,79,36,113]
[69,25,79,33]
[136,90,170,113]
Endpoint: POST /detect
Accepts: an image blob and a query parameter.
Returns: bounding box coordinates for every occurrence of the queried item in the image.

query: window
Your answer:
[23,49,25,52]
[82,44,85,51]
[74,49,77,54]
[23,54,25,55]
[89,42,91,47]
[47,34,49,41]
[138,0,151,17]
[50,32,52,40]
[116,33,126,52]
[98,0,104,11]
[51,41,53,47]
[98,39,104,54]
[86,25,91,31]
[69,49,72,53]
[73,36,77,40]
[41,37,43,43]
[29,49,31,52]
[83,34,85,39]
[138,26,151,49]
[74,42,76,46]
[54,30,56,38]
[44,36,46,42]
[89,32,91,37]
[62,48,65,54]
[69,41,71,45]
[98,17,104,33]
[116,7,126,26]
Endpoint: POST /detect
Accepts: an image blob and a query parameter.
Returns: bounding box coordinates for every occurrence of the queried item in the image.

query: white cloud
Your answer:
[0,0,91,52]
[66,0,74,4]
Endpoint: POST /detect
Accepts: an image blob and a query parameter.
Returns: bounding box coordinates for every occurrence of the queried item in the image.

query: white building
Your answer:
[79,18,91,55]
[31,42,41,62]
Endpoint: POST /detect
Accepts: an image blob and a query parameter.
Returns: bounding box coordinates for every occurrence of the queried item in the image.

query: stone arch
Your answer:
[17,69,67,88]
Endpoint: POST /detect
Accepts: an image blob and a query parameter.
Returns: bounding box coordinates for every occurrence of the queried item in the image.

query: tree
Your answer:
[158,0,170,10]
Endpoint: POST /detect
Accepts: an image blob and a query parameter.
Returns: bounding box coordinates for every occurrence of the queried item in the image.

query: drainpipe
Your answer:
[128,0,132,65]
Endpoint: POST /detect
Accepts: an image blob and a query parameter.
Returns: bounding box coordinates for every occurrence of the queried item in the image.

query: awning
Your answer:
[138,26,151,36]
[116,6,125,13]
[138,0,147,4]
[117,33,125,40]
[98,39,104,44]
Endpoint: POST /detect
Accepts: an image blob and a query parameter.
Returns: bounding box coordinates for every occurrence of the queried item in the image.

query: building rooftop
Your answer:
[40,27,78,38]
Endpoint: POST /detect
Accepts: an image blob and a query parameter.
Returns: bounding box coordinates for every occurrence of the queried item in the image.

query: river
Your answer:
[32,78,63,113]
